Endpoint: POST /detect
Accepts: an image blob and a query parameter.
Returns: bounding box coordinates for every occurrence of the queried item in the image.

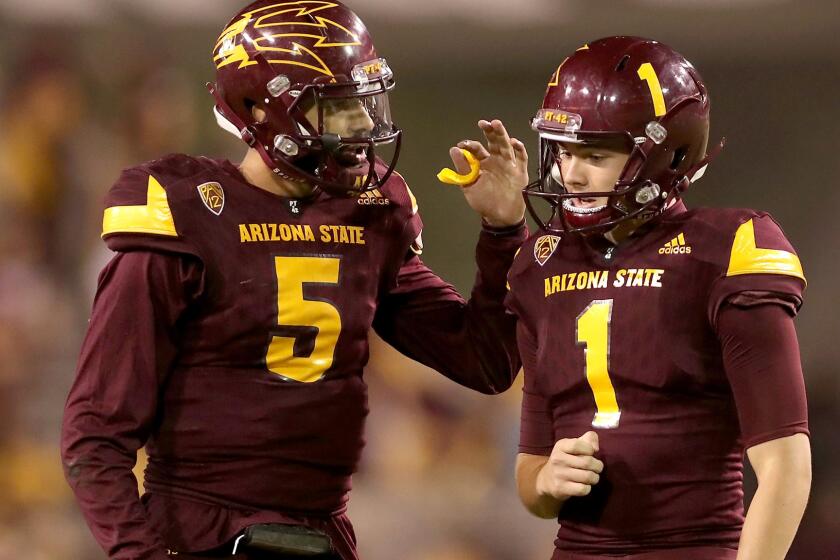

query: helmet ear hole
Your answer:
[670,146,688,170]
[244,98,266,123]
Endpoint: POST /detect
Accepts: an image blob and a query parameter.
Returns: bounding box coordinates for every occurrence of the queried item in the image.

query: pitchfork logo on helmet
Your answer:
[208,0,401,195]
[213,2,362,75]
[524,36,724,235]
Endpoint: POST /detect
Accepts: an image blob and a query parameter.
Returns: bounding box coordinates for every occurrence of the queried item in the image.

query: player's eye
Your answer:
[323,99,359,115]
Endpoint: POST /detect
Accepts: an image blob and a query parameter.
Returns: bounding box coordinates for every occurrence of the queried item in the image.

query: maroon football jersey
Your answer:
[507,201,807,556]
[102,154,424,510]
[61,153,524,559]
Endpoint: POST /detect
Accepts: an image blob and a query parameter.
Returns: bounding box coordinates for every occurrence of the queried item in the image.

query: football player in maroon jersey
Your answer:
[59,2,528,559]
[464,37,810,559]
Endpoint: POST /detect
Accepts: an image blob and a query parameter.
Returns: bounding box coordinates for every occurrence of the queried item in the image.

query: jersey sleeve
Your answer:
[372,221,527,394]
[707,213,806,326]
[717,302,808,448]
[61,251,204,560]
[101,164,201,258]
[517,322,555,455]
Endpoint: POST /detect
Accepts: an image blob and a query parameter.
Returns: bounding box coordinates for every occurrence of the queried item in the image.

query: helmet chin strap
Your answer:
[207,83,257,146]
[213,105,244,139]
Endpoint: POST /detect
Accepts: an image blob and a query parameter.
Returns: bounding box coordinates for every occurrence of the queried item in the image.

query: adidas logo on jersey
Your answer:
[357,189,390,206]
[659,233,692,254]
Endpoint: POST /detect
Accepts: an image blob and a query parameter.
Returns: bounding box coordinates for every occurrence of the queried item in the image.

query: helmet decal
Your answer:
[547,59,566,87]
[213,1,362,76]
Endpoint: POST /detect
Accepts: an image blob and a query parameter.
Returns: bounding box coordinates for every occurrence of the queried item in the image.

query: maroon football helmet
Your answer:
[208,0,401,194]
[525,36,723,234]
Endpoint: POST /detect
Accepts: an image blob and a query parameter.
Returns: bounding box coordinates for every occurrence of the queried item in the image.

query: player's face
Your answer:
[555,141,631,208]
[305,97,377,170]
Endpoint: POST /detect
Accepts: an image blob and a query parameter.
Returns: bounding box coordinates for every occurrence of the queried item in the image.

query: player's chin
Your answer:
[343,163,370,178]
[562,198,613,229]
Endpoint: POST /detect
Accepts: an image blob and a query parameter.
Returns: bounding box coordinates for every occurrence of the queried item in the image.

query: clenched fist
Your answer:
[536,431,604,501]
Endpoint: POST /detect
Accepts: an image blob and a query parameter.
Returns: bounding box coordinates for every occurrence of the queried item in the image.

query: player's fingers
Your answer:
[448,146,471,175]
[566,467,600,486]
[511,138,529,166]
[562,453,604,474]
[561,481,593,497]
[480,119,515,160]
[457,139,490,161]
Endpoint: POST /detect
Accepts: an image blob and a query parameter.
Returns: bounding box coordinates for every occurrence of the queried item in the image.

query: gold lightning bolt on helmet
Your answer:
[208,0,400,194]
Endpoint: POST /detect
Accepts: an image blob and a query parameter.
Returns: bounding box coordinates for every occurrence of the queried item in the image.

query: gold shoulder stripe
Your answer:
[390,171,419,214]
[406,185,419,215]
[726,219,804,282]
[102,175,178,237]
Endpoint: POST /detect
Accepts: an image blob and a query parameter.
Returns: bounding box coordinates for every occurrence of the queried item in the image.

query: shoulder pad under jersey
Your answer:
[378,169,423,253]
[697,208,806,321]
[101,154,218,257]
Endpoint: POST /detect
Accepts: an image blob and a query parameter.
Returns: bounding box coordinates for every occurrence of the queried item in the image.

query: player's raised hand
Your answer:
[442,119,528,227]
[536,431,604,501]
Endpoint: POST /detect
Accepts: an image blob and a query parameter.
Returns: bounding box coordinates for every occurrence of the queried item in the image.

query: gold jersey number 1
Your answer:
[266,256,342,383]
[576,299,621,428]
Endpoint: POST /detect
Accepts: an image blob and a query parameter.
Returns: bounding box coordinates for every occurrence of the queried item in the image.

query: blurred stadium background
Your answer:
[1,0,839,558]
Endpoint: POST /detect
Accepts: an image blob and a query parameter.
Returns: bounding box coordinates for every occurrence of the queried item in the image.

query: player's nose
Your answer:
[347,108,375,138]
[562,157,587,191]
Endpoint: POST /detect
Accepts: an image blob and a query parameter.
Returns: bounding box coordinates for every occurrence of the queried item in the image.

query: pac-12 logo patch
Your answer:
[534,234,561,266]
[197,182,225,215]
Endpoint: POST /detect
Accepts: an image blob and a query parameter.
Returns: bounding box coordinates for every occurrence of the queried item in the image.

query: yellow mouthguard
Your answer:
[437,149,480,186]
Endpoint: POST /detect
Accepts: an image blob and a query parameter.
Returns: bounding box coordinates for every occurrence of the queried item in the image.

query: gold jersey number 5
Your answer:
[266,256,342,383]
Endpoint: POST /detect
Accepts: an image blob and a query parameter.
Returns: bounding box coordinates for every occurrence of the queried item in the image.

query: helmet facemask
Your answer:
[211,56,401,196]
[290,61,401,194]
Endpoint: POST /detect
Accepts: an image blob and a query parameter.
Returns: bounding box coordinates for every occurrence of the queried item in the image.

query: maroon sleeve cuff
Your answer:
[475,220,528,301]
[481,217,527,236]
[519,387,555,455]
